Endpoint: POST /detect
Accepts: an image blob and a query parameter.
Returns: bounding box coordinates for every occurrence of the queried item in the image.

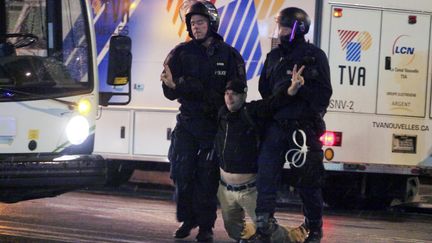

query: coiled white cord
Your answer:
[284,129,308,169]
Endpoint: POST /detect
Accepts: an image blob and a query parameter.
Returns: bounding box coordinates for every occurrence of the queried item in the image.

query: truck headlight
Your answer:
[66,116,89,145]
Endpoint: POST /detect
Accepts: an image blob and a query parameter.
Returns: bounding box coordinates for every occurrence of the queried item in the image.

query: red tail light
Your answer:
[320,131,342,146]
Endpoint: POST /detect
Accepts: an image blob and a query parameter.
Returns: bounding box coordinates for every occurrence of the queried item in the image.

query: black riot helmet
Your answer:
[276,7,310,41]
[184,1,220,38]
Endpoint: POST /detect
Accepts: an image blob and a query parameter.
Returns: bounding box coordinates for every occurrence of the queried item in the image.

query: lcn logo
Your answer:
[393,35,415,55]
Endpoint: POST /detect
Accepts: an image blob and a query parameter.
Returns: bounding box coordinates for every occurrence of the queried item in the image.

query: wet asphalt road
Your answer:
[0,185,431,243]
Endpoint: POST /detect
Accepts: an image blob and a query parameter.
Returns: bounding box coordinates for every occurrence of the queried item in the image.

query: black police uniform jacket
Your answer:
[215,92,290,174]
[162,36,246,119]
[259,39,332,123]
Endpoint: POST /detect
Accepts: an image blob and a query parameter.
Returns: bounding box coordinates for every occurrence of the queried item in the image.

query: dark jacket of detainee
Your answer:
[215,90,290,174]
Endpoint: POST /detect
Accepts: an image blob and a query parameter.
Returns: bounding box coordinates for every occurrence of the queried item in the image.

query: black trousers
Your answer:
[168,115,219,230]
[256,120,324,225]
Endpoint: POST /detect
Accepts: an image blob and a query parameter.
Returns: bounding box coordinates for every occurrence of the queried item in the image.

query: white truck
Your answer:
[0,0,131,203]
[94,0,432,207]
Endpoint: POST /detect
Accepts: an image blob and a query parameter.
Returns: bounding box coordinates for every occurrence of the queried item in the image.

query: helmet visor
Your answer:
[276,14,297,28]
[273,21,297,38]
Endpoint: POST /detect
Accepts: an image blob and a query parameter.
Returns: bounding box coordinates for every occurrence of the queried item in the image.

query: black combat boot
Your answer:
[196,227,213,242]
[250,213,279,243]
[303,219,323,243]
[173,221,197,239]
[238,233,258,243]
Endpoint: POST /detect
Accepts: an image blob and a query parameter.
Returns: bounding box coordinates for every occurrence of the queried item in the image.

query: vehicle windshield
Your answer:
[0,0,93,101]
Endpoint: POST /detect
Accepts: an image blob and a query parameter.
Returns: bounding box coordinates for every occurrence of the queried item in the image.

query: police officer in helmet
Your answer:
[161,1,246,242]
[254,7,332,243]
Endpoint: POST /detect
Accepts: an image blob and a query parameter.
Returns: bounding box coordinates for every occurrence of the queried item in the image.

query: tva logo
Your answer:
[393,35,415,55]
[337,30,372,62]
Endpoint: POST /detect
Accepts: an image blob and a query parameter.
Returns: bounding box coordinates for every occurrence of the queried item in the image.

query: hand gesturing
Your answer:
[288,64,305,96]
[160,64,176,89]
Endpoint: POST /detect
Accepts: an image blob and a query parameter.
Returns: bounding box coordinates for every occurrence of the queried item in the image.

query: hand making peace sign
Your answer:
[288,64,305,96]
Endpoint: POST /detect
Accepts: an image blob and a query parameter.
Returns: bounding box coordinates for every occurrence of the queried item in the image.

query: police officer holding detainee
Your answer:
[254,7,332,243]
[160,1,245,242]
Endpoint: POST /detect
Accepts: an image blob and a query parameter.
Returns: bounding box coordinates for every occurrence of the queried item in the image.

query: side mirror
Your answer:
[107,35,132,85]
[100,35,132,107]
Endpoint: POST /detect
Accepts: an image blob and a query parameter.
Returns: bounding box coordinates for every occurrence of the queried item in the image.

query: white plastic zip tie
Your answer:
[284,129,308,169]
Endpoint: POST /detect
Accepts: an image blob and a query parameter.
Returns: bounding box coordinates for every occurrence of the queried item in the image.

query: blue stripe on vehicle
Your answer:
[234,2,255,51]
[218,2,236,38]
[346,42,361,62]
[218,0,263,81]
[242,25,258,61]
[246,42,262,80]
[225,0,248,44]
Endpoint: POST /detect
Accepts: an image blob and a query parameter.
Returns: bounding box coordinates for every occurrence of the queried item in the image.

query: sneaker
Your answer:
[173,221,197,239]
[196,228,213,242]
